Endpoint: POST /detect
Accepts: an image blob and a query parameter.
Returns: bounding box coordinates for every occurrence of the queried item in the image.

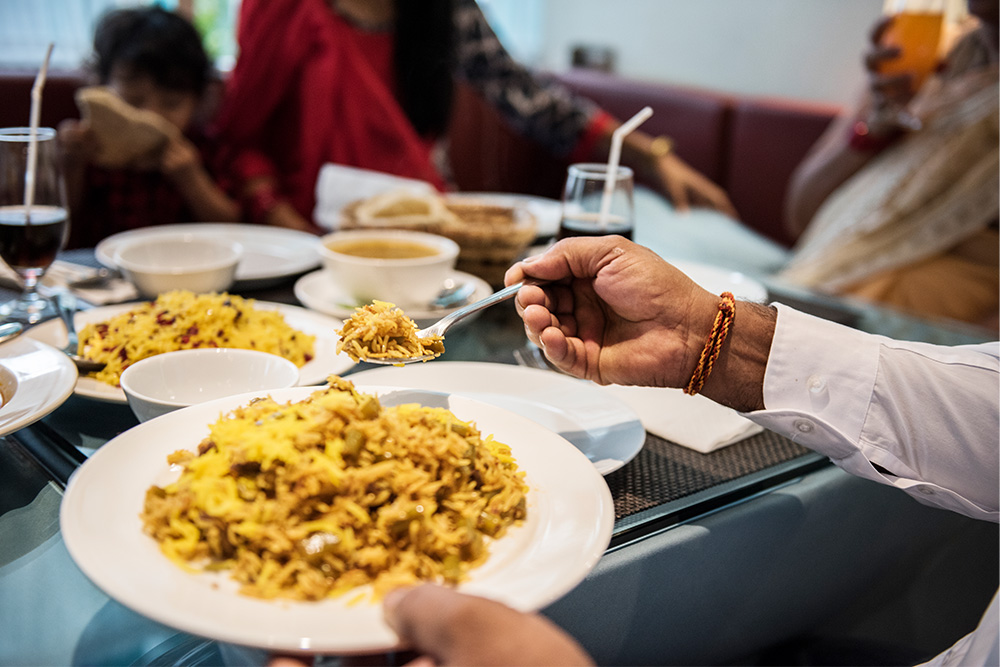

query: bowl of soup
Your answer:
[319,229,459,308]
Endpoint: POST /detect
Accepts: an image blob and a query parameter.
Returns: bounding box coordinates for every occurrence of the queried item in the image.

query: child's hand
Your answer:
[57,118,98,166]
[160,133,202,182]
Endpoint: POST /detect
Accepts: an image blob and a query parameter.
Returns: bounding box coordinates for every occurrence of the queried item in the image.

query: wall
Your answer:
[485,0,886,107]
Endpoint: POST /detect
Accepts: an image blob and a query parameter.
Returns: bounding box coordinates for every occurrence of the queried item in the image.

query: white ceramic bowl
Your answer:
[318,229,459,308]
[119,348,299,423]
[114,234,243,297]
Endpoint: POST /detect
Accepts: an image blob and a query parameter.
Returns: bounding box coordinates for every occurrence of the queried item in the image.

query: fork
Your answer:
[55,292,106,373]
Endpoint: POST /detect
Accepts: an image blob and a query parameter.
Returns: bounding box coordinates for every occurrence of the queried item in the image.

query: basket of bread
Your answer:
[339,190,537,287]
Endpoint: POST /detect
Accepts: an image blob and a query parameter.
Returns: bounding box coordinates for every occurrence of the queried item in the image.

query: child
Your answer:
[59,7,240,248]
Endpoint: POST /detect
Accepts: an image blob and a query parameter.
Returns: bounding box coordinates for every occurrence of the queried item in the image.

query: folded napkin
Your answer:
[3,260,141,306]
[602,384,762,453]
[313,163,436,231]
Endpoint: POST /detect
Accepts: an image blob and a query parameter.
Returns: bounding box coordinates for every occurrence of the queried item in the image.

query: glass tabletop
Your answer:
[1,243,993,666]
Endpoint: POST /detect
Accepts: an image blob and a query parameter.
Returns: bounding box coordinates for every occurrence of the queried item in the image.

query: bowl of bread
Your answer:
[339,190,537,288]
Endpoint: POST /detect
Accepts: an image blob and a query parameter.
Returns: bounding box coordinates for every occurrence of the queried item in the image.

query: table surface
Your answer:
[1,204,995,666]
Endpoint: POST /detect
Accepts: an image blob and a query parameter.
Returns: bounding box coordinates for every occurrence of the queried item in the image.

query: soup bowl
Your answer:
[318,229,459,308]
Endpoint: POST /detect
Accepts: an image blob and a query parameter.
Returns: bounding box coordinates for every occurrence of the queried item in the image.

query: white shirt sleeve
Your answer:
[743,304,999,523]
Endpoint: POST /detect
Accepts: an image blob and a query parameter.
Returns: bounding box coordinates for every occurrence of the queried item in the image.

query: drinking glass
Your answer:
[0,127,69,324]
[557,163,634,241]
[879,0,950,92]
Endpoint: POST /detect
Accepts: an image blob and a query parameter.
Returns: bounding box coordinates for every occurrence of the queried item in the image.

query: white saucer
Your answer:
[294,269,492,327]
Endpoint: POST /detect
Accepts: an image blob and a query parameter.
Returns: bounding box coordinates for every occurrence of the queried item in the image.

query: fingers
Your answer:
[508,236,636,287]
[869,14,895,46]
[384,584,593,666]
[268,657,311,667]
[383,584,498,664]
[864,44,903,72]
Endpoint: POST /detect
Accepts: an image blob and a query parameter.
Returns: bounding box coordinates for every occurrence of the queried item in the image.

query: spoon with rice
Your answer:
[337,282,527,365]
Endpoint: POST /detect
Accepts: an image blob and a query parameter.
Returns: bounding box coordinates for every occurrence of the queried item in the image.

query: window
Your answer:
[0,0,238,72]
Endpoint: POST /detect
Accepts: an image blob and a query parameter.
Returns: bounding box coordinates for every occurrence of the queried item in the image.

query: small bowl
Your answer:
[120,348,299,423]
[318,229,459,308]
[114,234,243,297]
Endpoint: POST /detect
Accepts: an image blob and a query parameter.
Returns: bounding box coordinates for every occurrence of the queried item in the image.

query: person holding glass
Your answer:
[780,0,998,329]
[212,0,735,234]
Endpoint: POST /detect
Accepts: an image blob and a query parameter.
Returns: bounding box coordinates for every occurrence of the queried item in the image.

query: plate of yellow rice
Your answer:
[25,291,357,403]
[60,380,614,654]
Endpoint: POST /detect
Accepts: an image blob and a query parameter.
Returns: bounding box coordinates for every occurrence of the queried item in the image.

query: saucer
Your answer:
[294,269,492,328]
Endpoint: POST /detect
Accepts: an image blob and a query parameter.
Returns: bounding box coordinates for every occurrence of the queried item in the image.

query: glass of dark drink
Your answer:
[557,163,634,241]
[0,127,69,324]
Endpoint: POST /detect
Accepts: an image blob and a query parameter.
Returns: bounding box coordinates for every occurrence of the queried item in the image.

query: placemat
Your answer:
[606,429,813,523]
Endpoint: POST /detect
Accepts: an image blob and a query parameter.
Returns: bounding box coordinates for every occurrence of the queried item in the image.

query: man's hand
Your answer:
[505,236,719,388]
[384,585,593,666]
[506,236,775,411]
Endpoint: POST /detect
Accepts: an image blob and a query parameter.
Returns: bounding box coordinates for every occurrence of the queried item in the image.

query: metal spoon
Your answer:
[363,282,526,365]
[431,279,476,309]
[55,293,106,374]
[0,322,23,345]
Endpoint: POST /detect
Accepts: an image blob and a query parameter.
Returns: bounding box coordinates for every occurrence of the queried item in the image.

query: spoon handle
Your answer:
[423,282,525,337]
[55,292,80,350]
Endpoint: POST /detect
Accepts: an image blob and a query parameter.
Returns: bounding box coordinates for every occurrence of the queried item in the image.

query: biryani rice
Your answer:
[336,300,444,363]
[140,377,527,601]
[77,290,315,386]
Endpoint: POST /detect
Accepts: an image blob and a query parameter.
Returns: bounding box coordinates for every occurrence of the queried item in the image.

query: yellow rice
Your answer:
[336,300,444,363]
[140,376,528,601]
[77,290,315,386]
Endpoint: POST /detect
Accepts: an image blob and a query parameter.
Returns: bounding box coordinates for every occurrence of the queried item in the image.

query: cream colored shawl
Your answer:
[780,26,999,291]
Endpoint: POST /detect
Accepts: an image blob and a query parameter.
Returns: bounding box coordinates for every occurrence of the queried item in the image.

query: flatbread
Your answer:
[75,86,176,168]
[350,190,460,228]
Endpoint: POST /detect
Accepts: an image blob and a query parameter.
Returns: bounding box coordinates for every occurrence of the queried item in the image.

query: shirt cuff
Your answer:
[742,304,881,459]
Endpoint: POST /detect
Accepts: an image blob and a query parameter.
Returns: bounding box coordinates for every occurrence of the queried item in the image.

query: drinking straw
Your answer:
[598,105,653,229]
[24,43,54,218]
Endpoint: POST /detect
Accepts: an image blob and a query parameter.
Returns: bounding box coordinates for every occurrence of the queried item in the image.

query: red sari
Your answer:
[213,0,447,221]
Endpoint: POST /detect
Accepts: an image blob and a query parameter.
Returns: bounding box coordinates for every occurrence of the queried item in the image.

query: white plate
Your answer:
[0,337,77,437]
[294,269,492,328]
[447,192,562,239]
[670,259,769,303]
[60,386,614,654]
[95,224,321,289]
[348,362,645,475]
[25,302,356,403]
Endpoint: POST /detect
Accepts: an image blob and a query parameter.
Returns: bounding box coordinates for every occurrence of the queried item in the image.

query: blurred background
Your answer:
[0,0,884,106]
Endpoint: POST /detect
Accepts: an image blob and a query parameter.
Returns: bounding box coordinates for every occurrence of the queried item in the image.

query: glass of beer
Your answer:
[557,163,634,241]
[879,0,950,92]
[0,127,69,324]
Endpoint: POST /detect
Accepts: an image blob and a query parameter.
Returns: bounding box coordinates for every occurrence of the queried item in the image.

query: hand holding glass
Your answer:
[879,0,949,92]
[0,127,69,323]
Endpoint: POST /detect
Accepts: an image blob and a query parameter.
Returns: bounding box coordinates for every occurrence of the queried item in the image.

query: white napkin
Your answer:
[41,261,138,305]
[603,384,762,453]
[313,164,436,231]
[0,260,140,306]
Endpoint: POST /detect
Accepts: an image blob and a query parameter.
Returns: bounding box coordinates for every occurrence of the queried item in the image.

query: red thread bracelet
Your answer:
[684,292,736,396]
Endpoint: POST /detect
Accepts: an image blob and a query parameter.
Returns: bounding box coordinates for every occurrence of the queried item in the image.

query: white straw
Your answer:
[599,105,653,228]
[24,43,53,218]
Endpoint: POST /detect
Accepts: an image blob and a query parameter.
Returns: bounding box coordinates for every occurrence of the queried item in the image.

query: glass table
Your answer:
[1,243,995,666]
